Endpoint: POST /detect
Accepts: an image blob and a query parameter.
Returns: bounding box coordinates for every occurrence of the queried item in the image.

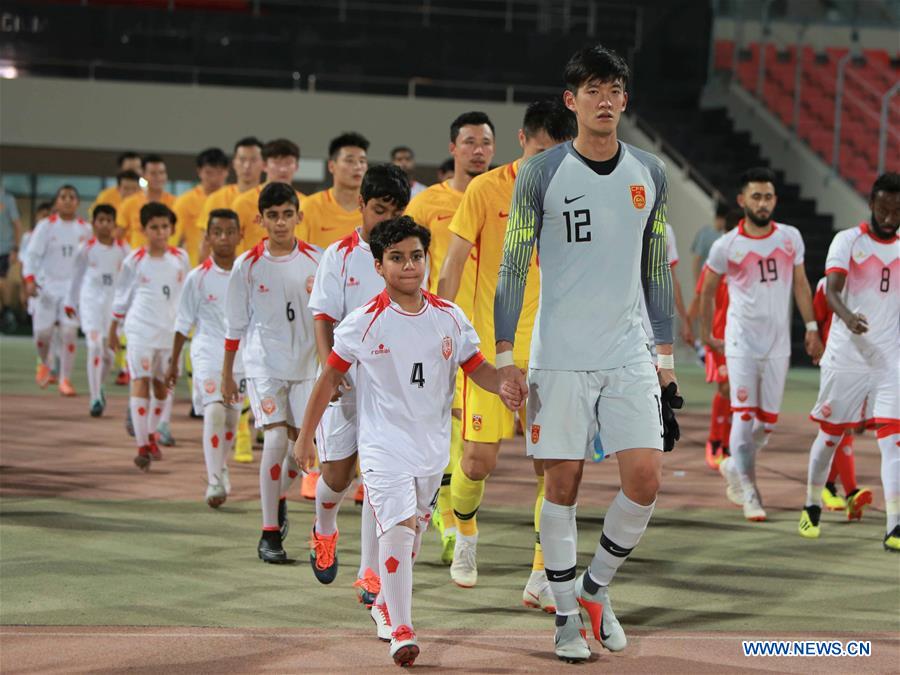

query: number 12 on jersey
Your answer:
[563,210,591,243]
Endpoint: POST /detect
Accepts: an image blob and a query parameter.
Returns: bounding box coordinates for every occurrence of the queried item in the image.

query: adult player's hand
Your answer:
[292,434,317,473]
[805,330,825,364]
[497,364,527,411]
[64,306,77,320]
[221,373,239,405]
[108,331,120,354]
[24,279,38,298]
[680,321,695,346]
[705,334,725,354]
[844,312,868,335]
[164,364,179,390]
[331,376,352,403]
[659,382,684,452]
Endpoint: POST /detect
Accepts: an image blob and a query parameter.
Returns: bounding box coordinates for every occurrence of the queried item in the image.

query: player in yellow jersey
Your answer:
[230,138,306,253]
[405,111,496,565]
[197,137,265,258]
[438,101,576,599]
[172,148,229,265]
[302,132,369,248]
[116,155,176,248]
[91,151,143,215]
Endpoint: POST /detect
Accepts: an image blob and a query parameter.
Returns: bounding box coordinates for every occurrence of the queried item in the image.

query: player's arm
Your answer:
[792,263,824,362]
[437,233,475,302]
[108,256,136,352]
[21,221,48,297]
[466,356,524,412]
[824,271,866,334]
[293,357,350,472]
[167,274,197,388]
[222,262,250,403]
[699,267,724,353]
[641,175,677,387]
[671,269,694,344]
[64,245,89,318]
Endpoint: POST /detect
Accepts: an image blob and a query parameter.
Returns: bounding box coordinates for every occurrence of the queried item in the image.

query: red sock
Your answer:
[832,435,856,494]
[826,455,840,484]
[709,392,729,444]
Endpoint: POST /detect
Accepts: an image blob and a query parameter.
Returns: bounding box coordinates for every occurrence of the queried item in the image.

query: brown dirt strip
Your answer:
[2,626,897,673]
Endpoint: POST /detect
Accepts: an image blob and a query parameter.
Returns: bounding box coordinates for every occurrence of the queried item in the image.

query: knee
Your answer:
[544,474,580,506]
[461,451,495,481]
[622,463,661,505]
[322,459,355,491]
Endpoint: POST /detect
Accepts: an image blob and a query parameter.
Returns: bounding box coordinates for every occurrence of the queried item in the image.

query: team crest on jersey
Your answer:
[371,343,391,356]
[442,336,453,360]
[736,386,748,403]
[821,403,832,419]
[306,275,315,294]
[531,424,541,444]
[630,185,646,209]
[141,357,151,372]
[784,240,794,256]
[258,283,270,293]
[347,276,360,287]
[472,414,483,431]
[206,294,217,302]
[261,397,277,415]
[203,379,217,394]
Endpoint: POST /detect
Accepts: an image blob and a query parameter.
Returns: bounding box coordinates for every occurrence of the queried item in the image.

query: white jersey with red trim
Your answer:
[308,229,383,323]
[329,290,484,477]
[22,215,92,297]
[175,258,243,374]
[224,238,321,380]
[820,223,900,371]
[65,237,130,317]
[111,246,190,348]
[706,221,805,359]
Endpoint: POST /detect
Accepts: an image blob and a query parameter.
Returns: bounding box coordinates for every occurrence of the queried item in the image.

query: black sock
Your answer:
[582,569,601,594]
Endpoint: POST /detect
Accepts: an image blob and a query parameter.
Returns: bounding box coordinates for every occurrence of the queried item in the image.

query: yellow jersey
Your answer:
[91,185,123,216]
[448,161,538,360]
[301,188,362,249]
[230,184,308,254]
[405,181,476,319]
[116,191,177,249]
[197,184,243,234]
[172,185,215,266]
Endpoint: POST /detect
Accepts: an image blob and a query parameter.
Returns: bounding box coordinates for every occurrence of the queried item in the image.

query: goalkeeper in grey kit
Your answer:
[494,44,683,662]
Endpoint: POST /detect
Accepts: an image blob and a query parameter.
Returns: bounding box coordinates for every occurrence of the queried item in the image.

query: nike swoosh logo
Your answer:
[498,211,509,218]
[436,214,452,221]
[600,620,610,642]
[564,194,585,204]
[526,590,540,601]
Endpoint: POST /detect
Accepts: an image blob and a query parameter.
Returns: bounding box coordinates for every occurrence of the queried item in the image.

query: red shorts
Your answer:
[705,348,728,384]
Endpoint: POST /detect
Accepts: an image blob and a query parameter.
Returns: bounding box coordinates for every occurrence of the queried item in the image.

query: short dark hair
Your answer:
[140,202,176,227]
[438,157,454,174]
[233,136,263,154]
[196,147,229,169]
[329,132,370,159]
[715,202,730,219]
[450,111,495,143]
[370,215,431,262]
[142,154,166,169]
[361,164,411,210]
[739,167,777,190]
[92,204,116,221]
[263,138,300,161]
[390,146,414,159]
[116,169,140,186]
[36,201,53,213]
[522,99,577,142]
[564,44,630,93]
[55,184,79,200]
[117,151,141,168]
[871,172,900,201]
[207,208,239,229]
[258,182,299,213]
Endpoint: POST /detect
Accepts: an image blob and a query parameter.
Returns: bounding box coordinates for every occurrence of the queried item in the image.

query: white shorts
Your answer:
[247,377,314,429]
[78,297,113,337]
[525,361,664,461]
[315,400,358,463]
[127,346,172,381]
[727,356,790,423]
[192,370,245,412]
[33,291,78,332]
[811,365,900,430]
[362,470,442,536]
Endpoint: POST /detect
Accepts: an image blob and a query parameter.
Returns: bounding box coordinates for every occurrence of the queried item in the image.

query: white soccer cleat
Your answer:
[576,572,627,652]
[390,625,419,667]
[205,479,227,508]
[371,602,392,642]
[554,612,591,662]
[523,570,556,613]
[718,456,744,506]
[450,534,478,588]
[222,466,232,495]
[743,490,767,522]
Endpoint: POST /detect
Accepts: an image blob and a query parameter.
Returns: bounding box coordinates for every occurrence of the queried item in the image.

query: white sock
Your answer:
[359,487,380,578]
[202,403,228,485]
[223,407,239,457]
[379,525,415,630]
[589,490,655,587]
[130,396,150,448]
[878,432,900,533]
[540,499,578,615]
[279,453,301,495]
[260,426,289,529]
[806,429,842,507]
[59,326,78,381]
[412,516,429,563]
[315,475,350,536]
[751,419,775,453]
[86,334,104,401]
[159,391,174,425]
[148,394,164,438]
[729,410,756,498]
[34,327,53,365]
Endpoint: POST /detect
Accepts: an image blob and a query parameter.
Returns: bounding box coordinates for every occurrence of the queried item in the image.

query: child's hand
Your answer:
[330,375,352,402]
[164,365,179,390]
[108,332,120,354]
[499,374,525,411]
[292,434,317,473]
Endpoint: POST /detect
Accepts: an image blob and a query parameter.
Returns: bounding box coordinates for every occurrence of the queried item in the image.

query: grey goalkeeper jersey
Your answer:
[494,140,674,370]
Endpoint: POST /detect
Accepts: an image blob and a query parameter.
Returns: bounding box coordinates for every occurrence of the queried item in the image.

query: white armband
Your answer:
[805,321,819,332]
[495,351,515,369]
[657,353,675,370]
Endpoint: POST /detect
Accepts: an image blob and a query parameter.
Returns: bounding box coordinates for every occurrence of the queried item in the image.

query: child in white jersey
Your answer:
[64,204,130,416]
[295,216,522,667]
[306,164,410,604]
[23,185,92,395]
[109,203,190,470]
[222,182,320,564]
[166,209,243,508]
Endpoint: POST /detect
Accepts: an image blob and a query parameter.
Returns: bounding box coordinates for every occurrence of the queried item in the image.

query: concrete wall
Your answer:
[713,17,900,53]
[702,80,868,231]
